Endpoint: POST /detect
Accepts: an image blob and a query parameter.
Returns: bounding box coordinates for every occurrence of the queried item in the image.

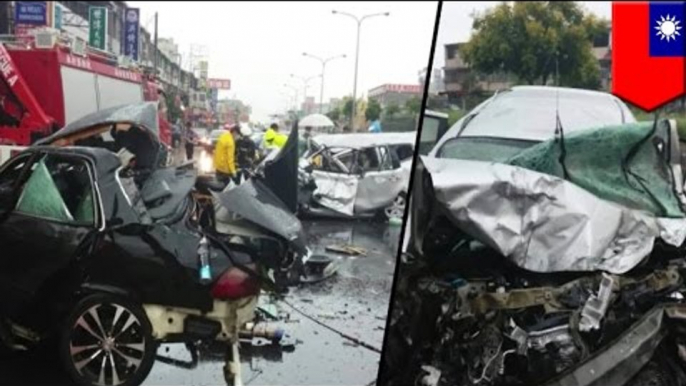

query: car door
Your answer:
[308,147,359,216]
[0,152,100,317]
[354,146,404,214]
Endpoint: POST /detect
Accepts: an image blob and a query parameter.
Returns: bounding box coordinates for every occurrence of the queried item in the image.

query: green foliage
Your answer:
[462,1,604,89]
[342,97,354,117]
[326,107,341,122]
[405,96,422,116]
[448,110,465,127]
[365,98,382,121]
[385,102,401,118]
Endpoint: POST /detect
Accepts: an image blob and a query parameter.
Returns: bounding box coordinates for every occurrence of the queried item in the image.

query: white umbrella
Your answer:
[300,114,334,128]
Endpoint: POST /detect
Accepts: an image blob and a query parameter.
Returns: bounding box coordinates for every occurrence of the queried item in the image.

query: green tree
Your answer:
[365,98,382,121]
[342,97,355,117]
[327,107,341,122]
[405,96,422,117]
[462,1,603,89]
[385,102,401,118]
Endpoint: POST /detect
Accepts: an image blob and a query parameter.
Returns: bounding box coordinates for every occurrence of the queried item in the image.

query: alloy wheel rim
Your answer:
[385,195,406,219]
[69,303,147,386]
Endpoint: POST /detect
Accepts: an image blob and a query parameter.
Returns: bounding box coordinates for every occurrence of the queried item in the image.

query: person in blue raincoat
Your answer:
[368,119,382,133]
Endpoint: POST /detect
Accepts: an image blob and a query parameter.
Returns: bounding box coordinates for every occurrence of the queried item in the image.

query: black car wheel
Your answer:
[59,294,156,386]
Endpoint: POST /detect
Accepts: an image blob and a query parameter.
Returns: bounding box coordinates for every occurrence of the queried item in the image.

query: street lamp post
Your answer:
[302,52,346,113]
[290,74,320,116]
[332,10,389,131]
[283,84,299,112]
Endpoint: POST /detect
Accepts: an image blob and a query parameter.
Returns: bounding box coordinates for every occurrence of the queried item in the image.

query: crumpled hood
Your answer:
[213,178,307,254]
[412,156,686,274]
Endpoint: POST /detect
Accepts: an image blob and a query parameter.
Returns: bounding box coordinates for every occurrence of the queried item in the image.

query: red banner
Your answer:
[207,78,231,90]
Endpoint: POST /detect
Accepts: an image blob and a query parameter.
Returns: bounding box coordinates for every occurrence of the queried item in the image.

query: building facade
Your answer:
[368,84,423,109]
[419,67,444,95]
[443,29,612,105]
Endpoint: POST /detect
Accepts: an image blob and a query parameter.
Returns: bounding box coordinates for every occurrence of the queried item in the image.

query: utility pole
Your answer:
[332,10,389,131]
[290,74,319,115]
[153,12,158,73]
[284,84,299,113]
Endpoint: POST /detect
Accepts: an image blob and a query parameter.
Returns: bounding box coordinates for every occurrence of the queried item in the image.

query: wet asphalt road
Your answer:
[0,219,400,386]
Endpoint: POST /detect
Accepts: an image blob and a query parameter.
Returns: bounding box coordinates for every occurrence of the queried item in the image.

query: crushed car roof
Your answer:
[312,132,416,149]
[442,86,636,143]
[35,102,161,146]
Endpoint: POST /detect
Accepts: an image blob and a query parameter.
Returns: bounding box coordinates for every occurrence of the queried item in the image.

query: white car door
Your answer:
[354,146,405,214]
[309,148,358,216]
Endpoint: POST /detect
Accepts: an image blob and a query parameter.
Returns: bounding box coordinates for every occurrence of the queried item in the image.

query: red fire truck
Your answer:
[0,37,172,164]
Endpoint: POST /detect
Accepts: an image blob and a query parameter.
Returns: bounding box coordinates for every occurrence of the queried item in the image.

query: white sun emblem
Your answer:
[655,14,682,41]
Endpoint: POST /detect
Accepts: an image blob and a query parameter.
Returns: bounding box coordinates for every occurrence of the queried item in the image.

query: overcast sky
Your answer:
[434,1,612,67]
[128,1,439,122]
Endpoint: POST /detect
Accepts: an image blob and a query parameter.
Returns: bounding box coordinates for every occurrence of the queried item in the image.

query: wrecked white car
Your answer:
[298,132,416,220]
[381,87,686,386]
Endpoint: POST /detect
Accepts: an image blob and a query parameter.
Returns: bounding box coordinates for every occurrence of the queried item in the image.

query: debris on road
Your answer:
[326,244,368,256]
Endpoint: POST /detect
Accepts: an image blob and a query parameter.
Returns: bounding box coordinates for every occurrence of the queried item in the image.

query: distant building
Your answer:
[592,28,612,91]
[419,67,444,95]
[158,38,181,66]
[443,42,513,105]
[217,99,252,124]
[312,97,343,115]
[368,84,423,109]
[443,29,613,104]
[301,96,317,116]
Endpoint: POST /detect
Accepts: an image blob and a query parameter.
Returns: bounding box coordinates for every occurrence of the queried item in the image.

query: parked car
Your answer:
[0,103,307,386]
[298,132,416,220]
[379,87,686,386]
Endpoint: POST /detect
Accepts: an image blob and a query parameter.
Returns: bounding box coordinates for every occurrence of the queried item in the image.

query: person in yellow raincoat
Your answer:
[263,123,288,149]
[214,124,237,186]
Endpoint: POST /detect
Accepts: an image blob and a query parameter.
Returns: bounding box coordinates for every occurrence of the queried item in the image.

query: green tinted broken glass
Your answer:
[15,159,74,222]
[508,121,684,218]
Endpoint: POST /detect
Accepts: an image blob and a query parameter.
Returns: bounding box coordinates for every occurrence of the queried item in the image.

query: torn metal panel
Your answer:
[310,171,358,216]
[579,274,616,332]
[420,157,686,273]
[544,306,667,386]
[213,179,307,255]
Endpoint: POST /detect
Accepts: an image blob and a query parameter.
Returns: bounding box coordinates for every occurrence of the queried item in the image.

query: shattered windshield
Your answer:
[458,88,635,141]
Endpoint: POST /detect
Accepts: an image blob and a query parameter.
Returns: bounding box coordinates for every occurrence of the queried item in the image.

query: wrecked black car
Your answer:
[0,103,307,386]
[381,87,686,386]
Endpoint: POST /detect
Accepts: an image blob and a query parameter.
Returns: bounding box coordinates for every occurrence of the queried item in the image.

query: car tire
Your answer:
[383,192,407,221]
[59,293,156,386]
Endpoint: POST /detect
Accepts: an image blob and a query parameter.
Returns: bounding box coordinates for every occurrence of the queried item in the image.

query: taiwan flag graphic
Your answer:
[612,1,685,111]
